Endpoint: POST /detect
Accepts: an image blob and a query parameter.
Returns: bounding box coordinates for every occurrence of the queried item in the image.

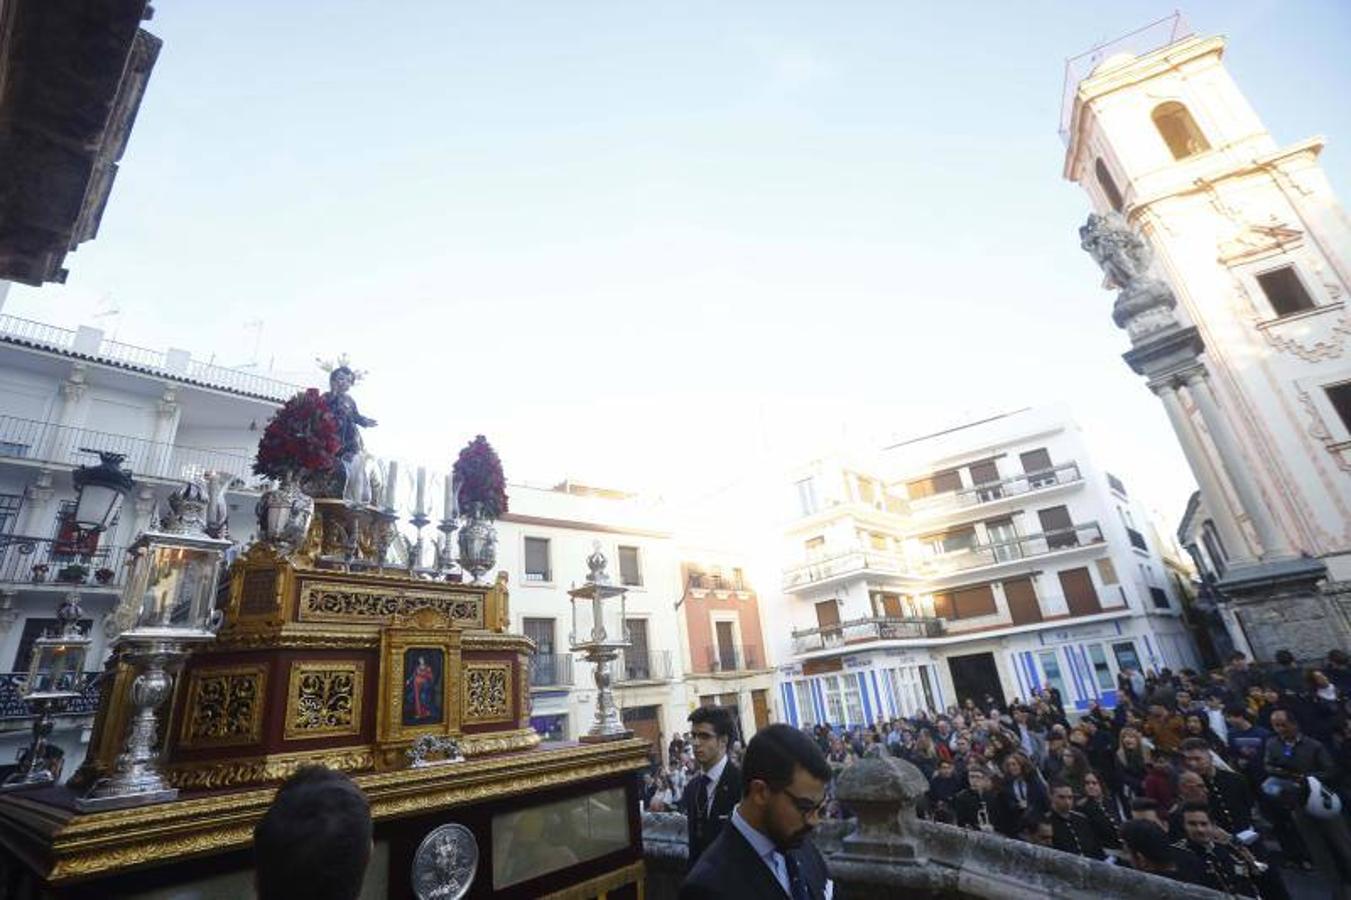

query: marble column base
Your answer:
[1217,556,1349,662]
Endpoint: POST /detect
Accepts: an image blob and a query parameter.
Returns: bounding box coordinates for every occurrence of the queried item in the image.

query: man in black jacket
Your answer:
[1047,780,1104,860]
[1180,738,1253,834]
[681,724,834,900]
[680,706,742,869]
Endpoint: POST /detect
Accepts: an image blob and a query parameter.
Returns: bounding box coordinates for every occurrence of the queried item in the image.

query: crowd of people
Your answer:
[653,649,1351,898]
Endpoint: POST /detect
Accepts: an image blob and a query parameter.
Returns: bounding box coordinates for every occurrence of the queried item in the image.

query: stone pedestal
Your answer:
[1217,556,1349,662]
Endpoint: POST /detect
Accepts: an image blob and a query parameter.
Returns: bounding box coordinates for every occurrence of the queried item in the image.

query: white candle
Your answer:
[415,466,427,515]
[385,460,398,509]
[443,472,455,522]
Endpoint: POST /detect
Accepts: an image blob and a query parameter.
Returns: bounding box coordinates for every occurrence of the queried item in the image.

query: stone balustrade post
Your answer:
[833,752,929,864]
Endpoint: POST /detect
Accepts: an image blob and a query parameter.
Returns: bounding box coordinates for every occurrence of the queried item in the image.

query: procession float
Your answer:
[0,359,649,899]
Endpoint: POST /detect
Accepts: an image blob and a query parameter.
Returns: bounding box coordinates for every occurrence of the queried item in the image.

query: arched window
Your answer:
[1151,102,1211,160]
[1094,158,1124,212]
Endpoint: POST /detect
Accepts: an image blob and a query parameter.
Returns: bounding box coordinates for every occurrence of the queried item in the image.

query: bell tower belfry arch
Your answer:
[1062,23,1351,660]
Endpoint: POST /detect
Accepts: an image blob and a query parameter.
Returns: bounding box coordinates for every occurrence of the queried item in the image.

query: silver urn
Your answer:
[456,503,497,584]
[256,475,314,548]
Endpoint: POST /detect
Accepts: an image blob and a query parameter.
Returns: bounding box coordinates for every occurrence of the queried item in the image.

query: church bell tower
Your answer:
[1062,23,1351,659]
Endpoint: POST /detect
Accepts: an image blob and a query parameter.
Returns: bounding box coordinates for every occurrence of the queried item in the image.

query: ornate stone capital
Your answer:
[157,386,179,419]
[60,363,89,402]
[25,469,55,505]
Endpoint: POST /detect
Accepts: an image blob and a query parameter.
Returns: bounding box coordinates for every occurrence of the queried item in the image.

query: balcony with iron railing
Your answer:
[617,649,673,684]
[919,522,1104,578]
[0,671,104,721]
[0,535,131,589]
[790,616,944,655]
[0,313,302,402]
[0,414,257,487]
[687,573,748,592]
[703,643,763,674]
[528,653,575,689]
[782,547,910,592]
[782,520,1104,590]
[906,462,1083,520]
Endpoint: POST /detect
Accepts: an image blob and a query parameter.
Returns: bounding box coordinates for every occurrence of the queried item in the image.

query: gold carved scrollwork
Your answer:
[180,665,267,748]
[166,747,376,790]
[462,663,512,724]
[298,581,483,627]
[284,661,364,740]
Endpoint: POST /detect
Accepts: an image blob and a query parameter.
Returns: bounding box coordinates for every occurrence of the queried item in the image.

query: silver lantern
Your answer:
[77,481,231,811]
[1,593,93,791]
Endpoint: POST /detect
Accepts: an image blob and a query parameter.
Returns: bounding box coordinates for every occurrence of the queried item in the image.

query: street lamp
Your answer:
[568,543,632,743]
[71,450,134,535]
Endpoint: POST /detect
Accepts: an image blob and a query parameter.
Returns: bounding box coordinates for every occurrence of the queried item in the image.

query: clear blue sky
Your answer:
[8,1,1350,533]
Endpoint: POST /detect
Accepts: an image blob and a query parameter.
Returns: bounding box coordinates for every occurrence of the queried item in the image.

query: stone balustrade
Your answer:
[642,755,1231,900]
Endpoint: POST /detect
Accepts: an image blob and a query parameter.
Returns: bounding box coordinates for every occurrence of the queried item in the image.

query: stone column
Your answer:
[15,470,56,537]
[40,363,89,461]
[148,386,180,478]
[1181,369,1294,561]
[1153,382,1254,564]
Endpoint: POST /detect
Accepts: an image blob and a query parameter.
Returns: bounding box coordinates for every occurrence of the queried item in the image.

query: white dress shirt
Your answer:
[702,753,728,811]
[730,807,792,895]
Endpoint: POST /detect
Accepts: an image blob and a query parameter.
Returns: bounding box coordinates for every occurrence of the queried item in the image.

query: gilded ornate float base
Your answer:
[0,738,650,888]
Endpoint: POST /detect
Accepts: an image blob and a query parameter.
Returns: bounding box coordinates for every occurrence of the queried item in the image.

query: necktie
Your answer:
[693,774,709,821]
[783,852,811,900]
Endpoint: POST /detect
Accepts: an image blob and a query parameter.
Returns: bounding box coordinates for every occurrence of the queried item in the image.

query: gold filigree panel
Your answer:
[283,661,364,741]
[298,581,483,628]
[180,665,267,749]
[462,663,512,725]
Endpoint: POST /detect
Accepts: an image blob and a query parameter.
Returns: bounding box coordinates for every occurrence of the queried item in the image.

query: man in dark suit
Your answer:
[681,724,834,900]
[1047,779,1105,860]
[681,706,742,868]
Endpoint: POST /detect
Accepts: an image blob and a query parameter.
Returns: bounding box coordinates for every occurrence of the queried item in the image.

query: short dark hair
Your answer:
[1275,649,1295,665]
[255,766,373,900]
[1048,777,1073,793]
[1129,797,1160,813]
[688,706,735,741]
[1223,704,1249,720]
[1180,801,1210,817]
[1179,737,1211,754]
[1121,819,1173,863]
[741,723,831,795]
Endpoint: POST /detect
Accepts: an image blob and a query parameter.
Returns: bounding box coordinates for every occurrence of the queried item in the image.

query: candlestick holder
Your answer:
[435,518,457,576]
[409,510,431,574]
[568,543,632,743]
[373,508,399,570]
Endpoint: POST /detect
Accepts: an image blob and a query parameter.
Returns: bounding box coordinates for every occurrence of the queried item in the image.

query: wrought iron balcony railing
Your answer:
[704,644,762,673]
[617,649,673,683]
[790,616,944,655]
[908,461,1082,517]
[528,653,575,688]
[919,522,1104,576]
[687,573,748,592]
[0,534,131,588]
[0,671,105,720]
[783,521,1104,589]
[0,414,256,487]
[0,313,302,402]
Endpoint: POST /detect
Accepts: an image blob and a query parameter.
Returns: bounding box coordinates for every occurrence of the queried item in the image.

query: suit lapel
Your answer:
[718,823,793,900]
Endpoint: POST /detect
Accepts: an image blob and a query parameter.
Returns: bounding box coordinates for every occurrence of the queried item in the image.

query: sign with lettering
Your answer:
[1037,620,1123,645]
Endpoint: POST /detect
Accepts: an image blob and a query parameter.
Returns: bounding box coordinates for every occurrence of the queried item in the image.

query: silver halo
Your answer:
[412,822,479,900]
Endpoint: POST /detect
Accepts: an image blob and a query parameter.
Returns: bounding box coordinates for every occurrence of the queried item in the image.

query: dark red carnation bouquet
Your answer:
[452,435,508,520]
[253,388,341,482]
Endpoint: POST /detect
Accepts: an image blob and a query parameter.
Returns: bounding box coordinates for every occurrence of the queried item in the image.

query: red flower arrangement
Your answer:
[253,389,342,481]
[452,435,508,520]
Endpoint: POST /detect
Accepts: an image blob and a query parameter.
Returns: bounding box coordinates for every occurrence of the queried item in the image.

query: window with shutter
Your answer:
[1037,505,1077,549]
[932,592,953,619]
[968,459,1000,485]
[952,584,997,619]
[1057,567,1102,616]
[618,545,642,586]
[1003,577,1042,625]
[524,537,551,581]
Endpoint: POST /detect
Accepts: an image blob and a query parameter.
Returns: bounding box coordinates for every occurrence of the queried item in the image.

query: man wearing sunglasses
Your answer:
[681,724,834,900]
[682,706,742,867]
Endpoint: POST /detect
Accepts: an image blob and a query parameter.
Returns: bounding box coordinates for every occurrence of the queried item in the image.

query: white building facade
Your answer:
[1062,26,1351,658]
[773,407,1200,729]
[495,484,689,750]
[0,309,299,773]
